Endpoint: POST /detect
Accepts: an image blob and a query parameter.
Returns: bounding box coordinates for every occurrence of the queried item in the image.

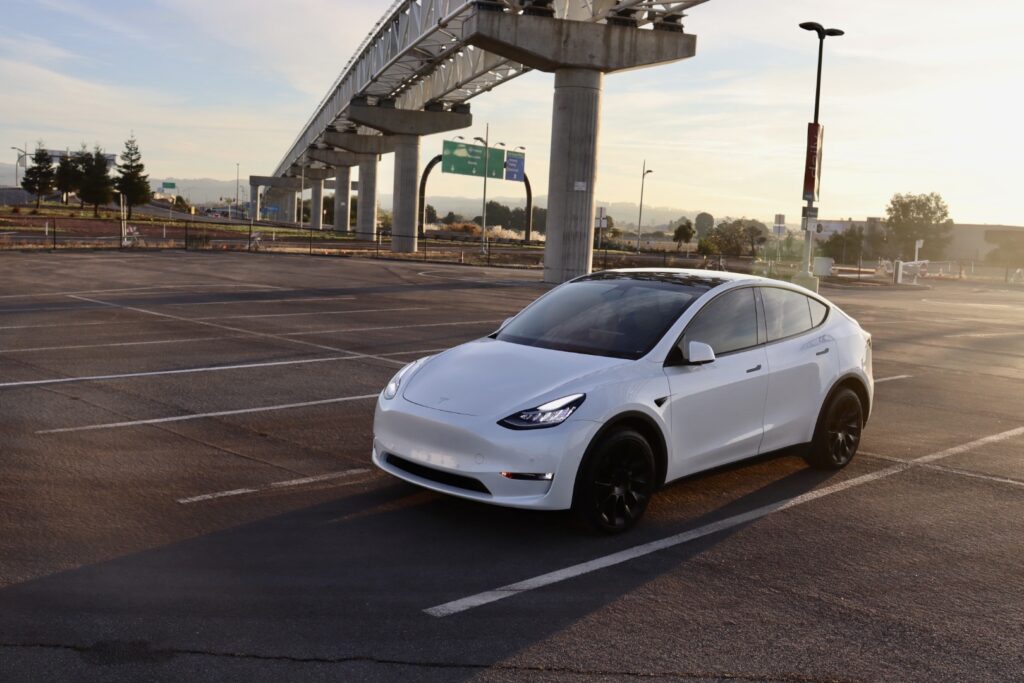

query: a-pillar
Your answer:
[391,135,419,252]
[333,166,351,232]
[357,158,378,240]
[250,185,260,221]
[310,179,324,230]
[546,68,602,283]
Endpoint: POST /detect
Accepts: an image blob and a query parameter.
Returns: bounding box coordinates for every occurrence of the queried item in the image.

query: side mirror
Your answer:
[684,341,716,365]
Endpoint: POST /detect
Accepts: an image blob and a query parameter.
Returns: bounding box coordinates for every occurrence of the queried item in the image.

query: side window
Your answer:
[808,297,829,327]
[762,288,813,341]
[683,288,758,356]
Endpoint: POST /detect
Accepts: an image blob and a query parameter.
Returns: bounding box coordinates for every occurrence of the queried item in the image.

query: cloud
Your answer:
[155,0,386,98]
[0,35,78,64]
[0,56,305,177]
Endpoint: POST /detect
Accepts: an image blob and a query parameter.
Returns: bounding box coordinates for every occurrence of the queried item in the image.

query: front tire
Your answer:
[573,429,656,534]
[806,387,863,470]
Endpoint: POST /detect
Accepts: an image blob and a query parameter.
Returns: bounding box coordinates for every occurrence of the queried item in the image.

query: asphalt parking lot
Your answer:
[1,251,1022,682]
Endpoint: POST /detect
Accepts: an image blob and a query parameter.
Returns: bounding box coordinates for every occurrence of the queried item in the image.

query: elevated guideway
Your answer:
[254,0,711,281]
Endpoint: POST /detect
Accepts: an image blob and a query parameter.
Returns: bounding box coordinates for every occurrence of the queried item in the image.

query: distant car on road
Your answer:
[373,269,873,532]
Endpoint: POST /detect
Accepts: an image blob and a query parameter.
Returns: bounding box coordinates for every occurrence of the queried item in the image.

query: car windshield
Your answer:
[496,272,722,359]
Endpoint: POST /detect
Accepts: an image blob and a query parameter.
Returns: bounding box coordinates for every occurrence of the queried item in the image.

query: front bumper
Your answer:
[372,395,599,510]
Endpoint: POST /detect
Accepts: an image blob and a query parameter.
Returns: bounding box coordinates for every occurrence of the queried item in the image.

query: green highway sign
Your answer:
[162,181,176,190]
[442,140,505,179]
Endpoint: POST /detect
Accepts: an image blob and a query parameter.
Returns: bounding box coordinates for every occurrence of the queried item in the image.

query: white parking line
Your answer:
[68,295,405,362]
[177,488,259,504]
[2,347,446,388]
[862,452,1024,489]
[875,375,913,383]
[0,283,285,300]
[424,425,1024,618]
[193,306,428,321]
[166,295,356,307]
[0,336,230,354]
[945,331,1024,339]
[0,316,492,355]
[177,468,372,504]
[37,393,379,434]
[285,319,503,338]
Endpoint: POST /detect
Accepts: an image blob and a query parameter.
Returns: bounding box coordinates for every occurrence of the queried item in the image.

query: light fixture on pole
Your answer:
[636,160,653,254]
[793,21,844,292]
[10,146,28,188]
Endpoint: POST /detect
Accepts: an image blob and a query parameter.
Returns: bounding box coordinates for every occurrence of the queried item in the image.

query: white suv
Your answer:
[373,269,873,532]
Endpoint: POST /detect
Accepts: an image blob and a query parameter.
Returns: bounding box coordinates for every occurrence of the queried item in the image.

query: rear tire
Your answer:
[573,429,656,534]
[806,387,863,470]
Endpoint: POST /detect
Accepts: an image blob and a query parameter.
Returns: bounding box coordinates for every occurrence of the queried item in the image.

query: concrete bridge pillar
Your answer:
[346,103,472,253]
[357,159,378,240]
[250,185,260,221]
[310,179,324,230]
[462,10,696,282]
[333,166,351,233]
[391,135,420,252]
[546,68,602,283]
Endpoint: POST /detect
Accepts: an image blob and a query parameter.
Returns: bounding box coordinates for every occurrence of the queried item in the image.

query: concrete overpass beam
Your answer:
[322,132,396,155]
[347,104,472,253]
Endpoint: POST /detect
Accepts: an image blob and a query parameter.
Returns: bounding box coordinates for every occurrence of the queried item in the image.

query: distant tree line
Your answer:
[19,135,153,217]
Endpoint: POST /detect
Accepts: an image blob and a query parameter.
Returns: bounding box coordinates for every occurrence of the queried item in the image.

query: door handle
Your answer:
[816,348,830,356]
[746,364,762,373]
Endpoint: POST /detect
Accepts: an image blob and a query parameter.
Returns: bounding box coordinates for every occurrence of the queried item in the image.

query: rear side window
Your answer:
[762,288,813,341]
[683,288,758,356]
[808,297,829,327]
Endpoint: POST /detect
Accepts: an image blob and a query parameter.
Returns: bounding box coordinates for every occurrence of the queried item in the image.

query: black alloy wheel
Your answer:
[807,388,863,470]
[575,429,656,533]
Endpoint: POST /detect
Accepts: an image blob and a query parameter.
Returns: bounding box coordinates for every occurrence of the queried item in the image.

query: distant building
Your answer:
[814,217,1024,261]
[948,224,1024,261]
[814,217,883,238]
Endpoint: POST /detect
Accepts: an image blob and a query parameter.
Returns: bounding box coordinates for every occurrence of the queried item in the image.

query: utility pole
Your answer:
[235,163,240,222]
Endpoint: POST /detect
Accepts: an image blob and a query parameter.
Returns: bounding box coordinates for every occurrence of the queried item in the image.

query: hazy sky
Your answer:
[2,0,1022,225]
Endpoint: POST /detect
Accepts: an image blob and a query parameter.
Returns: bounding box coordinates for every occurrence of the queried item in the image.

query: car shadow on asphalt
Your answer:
[0,451,849,678]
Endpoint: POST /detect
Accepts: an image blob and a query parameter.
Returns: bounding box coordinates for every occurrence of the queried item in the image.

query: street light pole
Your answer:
[794,21,844,292]
[235,163,240,222]
[636,160,653,254]
[473,125,492,254]
[10,146,28,188]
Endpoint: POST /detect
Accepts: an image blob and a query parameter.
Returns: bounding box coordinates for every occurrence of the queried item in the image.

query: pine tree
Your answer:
[54,153,82,205]
[114,135,152,220]
[79,148,115,217]
[71,144,90,209]
[21,145,56,209]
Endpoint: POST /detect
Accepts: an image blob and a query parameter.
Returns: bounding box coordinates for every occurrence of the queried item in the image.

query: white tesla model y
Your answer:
[373,269,872,532]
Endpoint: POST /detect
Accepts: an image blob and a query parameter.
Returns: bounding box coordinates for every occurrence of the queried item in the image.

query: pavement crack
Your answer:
[0,641,857,681]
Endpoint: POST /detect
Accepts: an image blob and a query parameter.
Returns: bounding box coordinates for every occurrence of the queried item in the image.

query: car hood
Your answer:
[402,338,627,417]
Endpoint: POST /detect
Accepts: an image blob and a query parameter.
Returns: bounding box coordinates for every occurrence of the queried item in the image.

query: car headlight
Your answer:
[382,358,428,400]
[498,394,586,430]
